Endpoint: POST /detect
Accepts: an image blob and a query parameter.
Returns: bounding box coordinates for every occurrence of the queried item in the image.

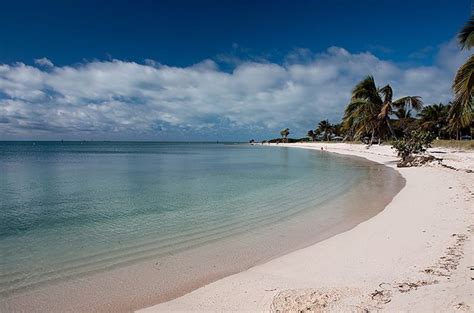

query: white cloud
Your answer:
[34,57,54,67]
[436,38,471,73]
[0,41,468,140]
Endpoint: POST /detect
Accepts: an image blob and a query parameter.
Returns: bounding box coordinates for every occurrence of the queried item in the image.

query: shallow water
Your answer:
[0,142,404,312]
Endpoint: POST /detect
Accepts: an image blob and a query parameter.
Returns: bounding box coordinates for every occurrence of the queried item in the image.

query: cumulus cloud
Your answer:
[34,57,54,67]
[0,42,468,140]
[436,39,471,73]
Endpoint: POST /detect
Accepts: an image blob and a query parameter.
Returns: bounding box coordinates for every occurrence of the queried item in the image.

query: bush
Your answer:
[392,131,434,161]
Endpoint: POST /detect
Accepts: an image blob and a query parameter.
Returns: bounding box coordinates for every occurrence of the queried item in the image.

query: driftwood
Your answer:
[397,155,437,167]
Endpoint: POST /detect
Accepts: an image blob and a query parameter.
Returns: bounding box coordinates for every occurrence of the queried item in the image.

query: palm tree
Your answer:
[343,78,382,143]
[280,128,289,142]
[392,107,417,137]
[378,84,423,138]
[316,120,333,141]
[307,130,315,141]
[343,76,423,143]
[332,123,343,137]
[449,16,474,138]
[418,103,450,139]
[458,16,474,49]
[394,107,412,119]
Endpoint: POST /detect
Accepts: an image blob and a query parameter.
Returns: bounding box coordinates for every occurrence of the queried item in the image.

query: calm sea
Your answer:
[0,142,404,312]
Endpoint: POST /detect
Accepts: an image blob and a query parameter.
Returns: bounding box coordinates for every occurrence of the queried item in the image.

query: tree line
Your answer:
[276,16,473,145]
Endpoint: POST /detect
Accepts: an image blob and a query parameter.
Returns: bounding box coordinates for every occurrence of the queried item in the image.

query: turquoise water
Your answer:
[0,142,402,311]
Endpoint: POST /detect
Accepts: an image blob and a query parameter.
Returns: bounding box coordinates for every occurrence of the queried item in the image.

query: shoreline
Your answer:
[139,142,473,312]
[0,144,404,313]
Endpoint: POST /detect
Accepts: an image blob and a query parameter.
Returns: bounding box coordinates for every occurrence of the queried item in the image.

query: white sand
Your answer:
[139,143,473,312]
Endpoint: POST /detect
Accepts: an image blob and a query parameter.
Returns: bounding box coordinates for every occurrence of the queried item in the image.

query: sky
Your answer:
[0,0,472,141]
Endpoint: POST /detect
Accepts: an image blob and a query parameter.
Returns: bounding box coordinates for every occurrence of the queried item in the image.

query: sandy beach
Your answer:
[139,143,473,312]
[1,2,472,312]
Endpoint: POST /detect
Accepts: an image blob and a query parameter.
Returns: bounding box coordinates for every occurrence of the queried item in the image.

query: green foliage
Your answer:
[263,18,474,144]
[343,76,423,142]
[450,17,474,131]
[332,123,343,136]
[267,137,309,143]
[306,121,343,141]
[316,120,333,140]
[450,54,474,130]
[458,16,474,50]
[392,130,434,160]
[280,128,290,142]
[280,128,289,137]
[416,103,453,139]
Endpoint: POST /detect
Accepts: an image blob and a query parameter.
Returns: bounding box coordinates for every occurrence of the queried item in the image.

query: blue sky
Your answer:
[0,0,472,140]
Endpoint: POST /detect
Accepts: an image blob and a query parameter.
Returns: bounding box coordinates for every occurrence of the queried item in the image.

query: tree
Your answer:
[332,123,343,137]
[378,85,423,138]
[449,16,474,137]
[418,103,450,139]
[280,128,290,142]
[394,107,412,119]
[316,120,333,141]
[392,130,434,167]
[343,76,423,144]
[392,107,418,138]
[307,130,316,141]
[458,16,474,49]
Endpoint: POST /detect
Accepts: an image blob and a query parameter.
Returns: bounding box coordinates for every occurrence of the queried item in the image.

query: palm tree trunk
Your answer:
[369,129,375,146]
[386,118,396,139]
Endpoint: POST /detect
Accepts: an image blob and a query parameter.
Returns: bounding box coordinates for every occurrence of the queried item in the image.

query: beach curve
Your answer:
[138,142,473,312]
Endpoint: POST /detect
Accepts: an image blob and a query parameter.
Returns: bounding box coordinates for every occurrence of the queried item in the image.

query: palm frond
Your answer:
[449,98,473,129]
[351,75,382,105]
[343,98,381,139]
[394,107,412,119]
[378,85,393,103]
[392,96,423,111]
[458,16,474,50]
[452,54,474,108]
[378,103,391,119]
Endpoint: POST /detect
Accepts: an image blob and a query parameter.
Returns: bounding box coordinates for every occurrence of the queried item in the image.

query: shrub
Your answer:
[392,130,434,161]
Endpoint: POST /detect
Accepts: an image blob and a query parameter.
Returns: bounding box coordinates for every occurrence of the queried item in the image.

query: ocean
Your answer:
[0,141,404,311]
